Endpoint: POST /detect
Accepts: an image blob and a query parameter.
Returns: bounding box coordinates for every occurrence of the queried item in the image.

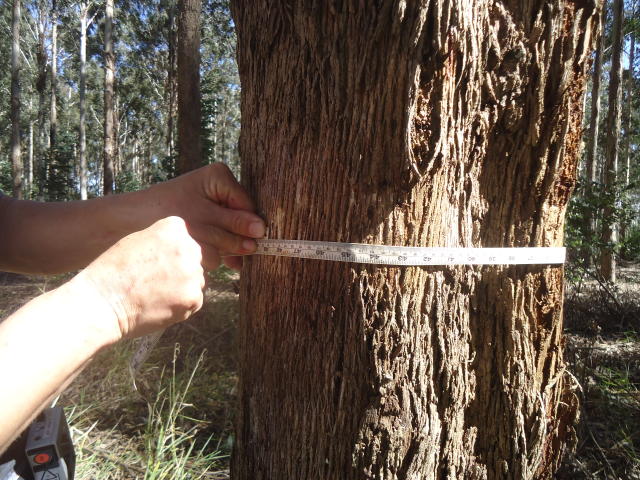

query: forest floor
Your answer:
[0,264,638,479]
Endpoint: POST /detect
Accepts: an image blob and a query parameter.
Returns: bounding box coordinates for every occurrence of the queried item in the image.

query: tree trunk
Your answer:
[28,114,33,196]
[166,1,178,164]
[584,3,605,261]
[600,0,624,283]
[231,1,598,479]
[619,2,636,247]
[103,0,116,195]
[114,98,121,179]
[79,3,89,200]
[623,10,635,188]
[10,0,22,199]
[35,3,47,199]
[50,0,58,162]
[177,0,202,174]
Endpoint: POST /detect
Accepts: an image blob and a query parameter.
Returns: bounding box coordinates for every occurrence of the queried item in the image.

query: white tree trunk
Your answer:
[79,4,88,200]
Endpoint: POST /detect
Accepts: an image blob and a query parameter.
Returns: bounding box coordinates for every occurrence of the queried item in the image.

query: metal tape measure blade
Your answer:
[255,239,565,266]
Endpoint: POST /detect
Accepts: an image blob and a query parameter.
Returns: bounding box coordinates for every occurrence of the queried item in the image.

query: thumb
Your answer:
[206,163,255,211]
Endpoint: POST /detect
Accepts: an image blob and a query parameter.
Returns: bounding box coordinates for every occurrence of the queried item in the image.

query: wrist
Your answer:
[139,182,178,223]
[61,273,124,350]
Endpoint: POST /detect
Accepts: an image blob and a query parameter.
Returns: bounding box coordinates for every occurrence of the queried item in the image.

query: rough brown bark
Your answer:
[10,0,22,199]
[177,0,202,174]
[232,1,598,479]
[103,0,116,195]
[600,0,624,282]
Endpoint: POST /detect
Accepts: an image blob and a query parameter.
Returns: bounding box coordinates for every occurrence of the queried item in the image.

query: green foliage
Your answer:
[566,176,640,283]
[47,131,77,201]
[208,264,236,284]
[201,0,240,175]
[115,168,143,193]
[567,184,614,262]
[621,224,640,260]
[0,158,11,194]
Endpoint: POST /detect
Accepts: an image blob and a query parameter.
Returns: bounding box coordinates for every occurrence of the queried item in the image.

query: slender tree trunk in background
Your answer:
[103,0,116,195]
[212,98,217,161]
[79,3,89,200]
[231,1,597,478]
[114,99,121,179]
[177,0,202,174]
[220,95,227,165]
[600,0,624,283]
[166,2,177,163]
[623,29,635,188]
[584,4,605,263]
[28,115,33,195]
[49,0,58,161]
[10,0,22,199]
[619,3,636,248]
[35,5,47,199]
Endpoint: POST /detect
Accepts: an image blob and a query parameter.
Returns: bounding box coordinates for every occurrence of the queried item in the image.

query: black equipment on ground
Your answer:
[0,407,75,480]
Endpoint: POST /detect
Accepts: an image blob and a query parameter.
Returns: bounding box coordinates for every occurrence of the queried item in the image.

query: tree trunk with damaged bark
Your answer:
[231,1,598,479]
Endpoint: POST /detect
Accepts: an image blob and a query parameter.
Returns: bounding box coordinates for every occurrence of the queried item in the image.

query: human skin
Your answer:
[0,163,265,452]
[0,163,264,273]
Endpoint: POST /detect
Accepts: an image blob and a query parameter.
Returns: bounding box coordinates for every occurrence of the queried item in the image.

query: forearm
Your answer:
[0,275,120,452]
[0,188,167,274]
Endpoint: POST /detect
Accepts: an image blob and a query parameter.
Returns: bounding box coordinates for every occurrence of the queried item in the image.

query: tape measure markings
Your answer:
[255,239,565,266]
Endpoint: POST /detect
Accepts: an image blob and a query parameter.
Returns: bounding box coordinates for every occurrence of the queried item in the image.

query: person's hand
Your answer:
[75,216,207,340]
[144,163,264,270]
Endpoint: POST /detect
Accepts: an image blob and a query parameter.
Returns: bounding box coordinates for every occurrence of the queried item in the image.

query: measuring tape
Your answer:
[129,239,565,379]
[254,239,566,266]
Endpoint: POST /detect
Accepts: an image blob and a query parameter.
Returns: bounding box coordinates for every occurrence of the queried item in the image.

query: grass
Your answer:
[140,347,226,479]
[0,271,238,479]
[63,334,234,479]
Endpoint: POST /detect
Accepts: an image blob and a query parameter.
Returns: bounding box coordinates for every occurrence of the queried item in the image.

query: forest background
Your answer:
[0,0,639,478]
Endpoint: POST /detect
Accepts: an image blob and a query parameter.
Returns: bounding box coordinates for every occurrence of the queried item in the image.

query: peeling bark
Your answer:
[232,1,598,479]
